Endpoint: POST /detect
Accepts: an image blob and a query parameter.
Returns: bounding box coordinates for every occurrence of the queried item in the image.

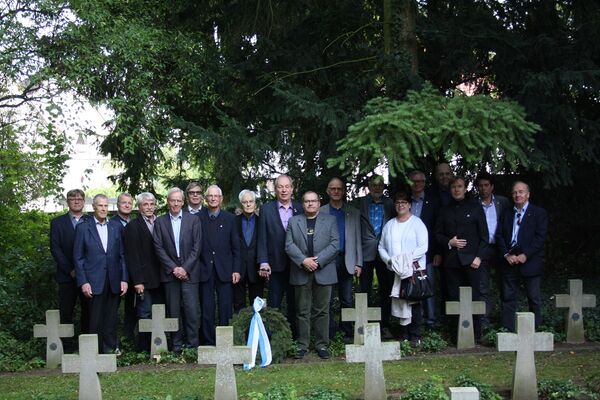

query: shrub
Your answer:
[231,306,294,363]
[403,376,449,400]
[454,373,502,400]
[420,330,448,353]
[538,379,599,400]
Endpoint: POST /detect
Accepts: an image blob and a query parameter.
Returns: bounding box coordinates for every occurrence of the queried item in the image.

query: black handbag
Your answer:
[399,262,434,301]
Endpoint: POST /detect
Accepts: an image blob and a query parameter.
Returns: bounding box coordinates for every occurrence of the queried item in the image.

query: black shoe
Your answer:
[295,349,307,359]
[317,348,331,359]
[342,335,353,344]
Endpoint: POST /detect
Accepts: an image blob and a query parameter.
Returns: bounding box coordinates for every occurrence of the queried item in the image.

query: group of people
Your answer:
[49,164,547,358]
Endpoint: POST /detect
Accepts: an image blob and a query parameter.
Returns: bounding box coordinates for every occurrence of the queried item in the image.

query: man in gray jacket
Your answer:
[321,177,363,341]
[286,191,339,359]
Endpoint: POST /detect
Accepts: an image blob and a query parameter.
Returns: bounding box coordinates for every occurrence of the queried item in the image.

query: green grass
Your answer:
[1,350,599,399]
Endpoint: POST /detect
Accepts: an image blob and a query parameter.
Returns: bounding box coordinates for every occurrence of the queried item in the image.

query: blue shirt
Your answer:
[411,193,424,218]
[368,197,384,237]
[170,211,183,258]
[329,205,346,252]
[241,214,256,246]
[480,196,498,244]
[511,202,529,245]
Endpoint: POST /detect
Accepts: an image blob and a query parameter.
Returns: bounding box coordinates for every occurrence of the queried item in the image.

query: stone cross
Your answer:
[341,293,381,344]
[138,304,179,357]
[497,312,553,400]
[33,309,74,368]
[445,286,485,349]
[197,326,252,400]
[449,387,480,400]
[555,279,596,344]
[345,322,401,400]
[62,334,117,400]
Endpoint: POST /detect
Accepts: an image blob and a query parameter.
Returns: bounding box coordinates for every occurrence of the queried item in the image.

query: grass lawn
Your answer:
[1,347,599,399]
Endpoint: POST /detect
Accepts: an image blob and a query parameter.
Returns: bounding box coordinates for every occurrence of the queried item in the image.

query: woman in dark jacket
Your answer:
[435,176,489,342]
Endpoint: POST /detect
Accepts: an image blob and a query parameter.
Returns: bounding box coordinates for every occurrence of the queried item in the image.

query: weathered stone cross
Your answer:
[345,322,401,400]
[446,286,485,349]
[197,326,252,400]
[341,293,381,344]
[138,304,179,356]
[449,387,480,399]
[33,309,74,368]
[62,334,117,400]
[497,312,553,400]
[555,279,596,344]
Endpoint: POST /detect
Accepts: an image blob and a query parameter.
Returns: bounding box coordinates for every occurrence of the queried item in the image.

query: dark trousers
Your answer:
[445,266,483,341]
[88,278,119,353]
[200,273,234,345]
[421,262,436,327]
[329,253,354,338]
[400,303,423,341]
[233,277,265,312]
[121,287,137,344]
[136,287,165,352]
[164,280,199,350]
[58,280,89,334]
[501,269,542,332]
[267,268,296,335]
[359,257,394,328]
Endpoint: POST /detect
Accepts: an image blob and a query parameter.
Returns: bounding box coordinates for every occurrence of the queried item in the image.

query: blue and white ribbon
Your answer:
[243,297,272,370]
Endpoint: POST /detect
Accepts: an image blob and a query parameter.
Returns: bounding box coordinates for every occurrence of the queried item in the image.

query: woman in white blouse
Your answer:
[378,190,428,345]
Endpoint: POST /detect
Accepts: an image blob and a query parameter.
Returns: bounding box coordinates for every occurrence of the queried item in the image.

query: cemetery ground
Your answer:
[1,273,599,399]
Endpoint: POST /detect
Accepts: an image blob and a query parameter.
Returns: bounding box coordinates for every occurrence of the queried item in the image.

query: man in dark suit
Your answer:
[475,172,510,327]
[496,181,548,332]
[257,174,302,332]
[50,189,90,340]
[198,185,241,344]
[123,192,164,352]
[409,170,441,328]
[355,174,395,337]
[73,194,128,353]
[320,177,362,340]
[153,187,202,352]
[233,189,264,312]
[185,182,204,215]
[111,192,135,347]
[286,191,339,359]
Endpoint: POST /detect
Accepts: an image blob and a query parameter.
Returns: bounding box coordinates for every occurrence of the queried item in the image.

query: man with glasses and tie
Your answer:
[496,181,548,332]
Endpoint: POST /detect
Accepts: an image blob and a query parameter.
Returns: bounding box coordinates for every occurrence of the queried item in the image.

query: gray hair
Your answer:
[167,187,184,199]
[205,185,223,196]
[136,192,156,204]
[238,189,257,202]
[117,192,133,202]
[92,193,108,204]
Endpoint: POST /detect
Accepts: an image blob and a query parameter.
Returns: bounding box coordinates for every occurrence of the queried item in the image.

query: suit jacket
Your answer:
[73,217,128,295]
[123,216,161,289]
[474,194,510,259]
[236,213,260,283]
[412,193,441,263]
[50,212,90,284]
[285,213,339,286]
[435,199,489,268]
[320,203,363,274]
[496,203,548,277]
[153,211,202,283]
[257,200,303,272]
[198,209,241,283]
[354,194,395,262]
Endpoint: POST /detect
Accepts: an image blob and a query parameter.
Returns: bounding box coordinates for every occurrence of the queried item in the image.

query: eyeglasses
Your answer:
[67,197,84,202]
[241,200,255,205]
[395,201,410,206]
[188,191,202,196]
[303,199,319,204]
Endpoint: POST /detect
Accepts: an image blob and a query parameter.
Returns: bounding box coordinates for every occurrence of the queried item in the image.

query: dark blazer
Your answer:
[198,209,241,283]
[73,217,128,294]
[257,200,303,272]
[285,213,340,286]
[236,213,260,283]
[153,211,202,283]
[50,213,90,284]
[435,199,489,268]
[496,203,548,277]
[413,193,441,263]
[354,195,395,262]
[123,217,161,289]
[474,194,510,259]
